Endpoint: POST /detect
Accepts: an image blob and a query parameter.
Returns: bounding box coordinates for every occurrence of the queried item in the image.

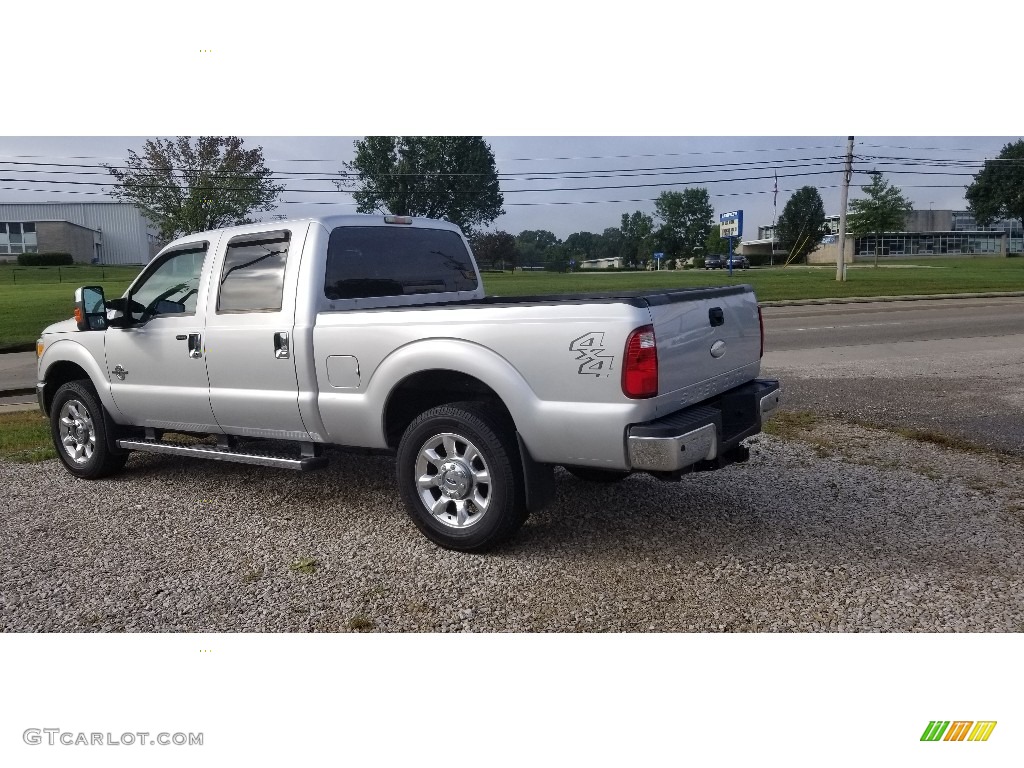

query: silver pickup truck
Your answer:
[36,214,780,551]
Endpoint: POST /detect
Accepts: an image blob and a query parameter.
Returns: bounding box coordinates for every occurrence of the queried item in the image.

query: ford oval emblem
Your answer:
[710,340,727,358]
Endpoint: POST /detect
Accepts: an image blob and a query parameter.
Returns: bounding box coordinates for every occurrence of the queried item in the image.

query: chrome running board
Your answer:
[117,439,328,471]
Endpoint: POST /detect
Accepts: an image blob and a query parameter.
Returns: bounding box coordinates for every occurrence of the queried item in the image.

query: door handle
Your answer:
[274,331,290,359]
[187,333,203,359]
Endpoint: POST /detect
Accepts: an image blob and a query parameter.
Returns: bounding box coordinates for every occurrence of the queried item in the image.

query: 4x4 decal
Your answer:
[569,332,615,376]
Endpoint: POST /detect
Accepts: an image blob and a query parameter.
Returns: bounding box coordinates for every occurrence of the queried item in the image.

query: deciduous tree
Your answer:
[776,186,826,265]
[654,189,714,260]
[471,230,517,270]
[514,229,560,268]
[847,172,913,267]
[105,136,283,241]
[965,139,1024,228]
[620,211,655,268]
[342,136,504,237]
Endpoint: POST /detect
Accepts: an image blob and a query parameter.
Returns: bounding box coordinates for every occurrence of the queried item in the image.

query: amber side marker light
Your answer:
[37,341,45,358]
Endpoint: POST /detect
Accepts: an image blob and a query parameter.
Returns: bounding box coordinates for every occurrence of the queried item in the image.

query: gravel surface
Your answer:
[3,421,1022,632]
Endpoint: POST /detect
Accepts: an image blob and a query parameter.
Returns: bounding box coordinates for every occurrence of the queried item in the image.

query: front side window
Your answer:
[325,226,477,300]
[218,231,291,312]
[128,243,208,320]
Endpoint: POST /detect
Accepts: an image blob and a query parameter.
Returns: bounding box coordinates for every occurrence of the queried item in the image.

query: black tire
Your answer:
[50,380,129,479]
[396,402,527,552]
[564,466,629,483]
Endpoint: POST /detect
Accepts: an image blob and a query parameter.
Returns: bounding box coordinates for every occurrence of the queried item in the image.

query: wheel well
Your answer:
[41,361,91,413]
[383,370,514,448]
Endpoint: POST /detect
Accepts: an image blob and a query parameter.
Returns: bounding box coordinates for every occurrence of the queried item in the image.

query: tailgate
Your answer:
[647,286,761,408]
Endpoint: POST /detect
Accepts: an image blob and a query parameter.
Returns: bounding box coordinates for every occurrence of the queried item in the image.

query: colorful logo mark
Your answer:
[921,721,997,742]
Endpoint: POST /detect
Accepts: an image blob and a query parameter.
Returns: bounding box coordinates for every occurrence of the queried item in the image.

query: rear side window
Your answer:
[218,230,291,312]
[325,226,478,300]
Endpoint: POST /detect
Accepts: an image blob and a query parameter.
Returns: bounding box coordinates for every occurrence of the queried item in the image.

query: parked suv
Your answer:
[704,255,726,269]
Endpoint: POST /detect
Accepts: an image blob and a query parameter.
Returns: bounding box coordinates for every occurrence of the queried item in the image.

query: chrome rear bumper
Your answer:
[627,379,781,472]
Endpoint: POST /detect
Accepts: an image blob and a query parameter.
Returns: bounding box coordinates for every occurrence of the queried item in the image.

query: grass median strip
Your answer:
[482,258,1024,301]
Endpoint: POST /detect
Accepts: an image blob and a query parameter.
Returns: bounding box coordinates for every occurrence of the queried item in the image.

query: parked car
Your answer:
[704,254,726,269]
[36,214,779,552]
[726,255,750,270]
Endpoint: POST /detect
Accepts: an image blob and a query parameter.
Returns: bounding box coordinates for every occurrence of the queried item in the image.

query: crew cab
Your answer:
[36,214,780,551]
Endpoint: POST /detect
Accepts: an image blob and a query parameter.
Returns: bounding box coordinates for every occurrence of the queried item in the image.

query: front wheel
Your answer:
[50,380,129,479]
[396,402,527,552]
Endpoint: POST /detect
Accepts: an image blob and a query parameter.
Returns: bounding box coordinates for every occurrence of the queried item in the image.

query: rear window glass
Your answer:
[325,226,478,300]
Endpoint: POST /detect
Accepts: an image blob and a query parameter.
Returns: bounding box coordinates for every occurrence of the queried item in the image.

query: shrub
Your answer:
[17,252,74,266]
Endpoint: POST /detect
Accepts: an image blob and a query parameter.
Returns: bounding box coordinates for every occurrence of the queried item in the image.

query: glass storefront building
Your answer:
[854,230,1005,257]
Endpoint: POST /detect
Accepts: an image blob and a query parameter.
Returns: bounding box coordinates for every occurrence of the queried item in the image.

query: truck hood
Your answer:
[41,318,78,335]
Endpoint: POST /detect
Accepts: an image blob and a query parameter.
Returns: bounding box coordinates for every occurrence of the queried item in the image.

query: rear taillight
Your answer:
[622,324,658,398]
[758,305,764,358]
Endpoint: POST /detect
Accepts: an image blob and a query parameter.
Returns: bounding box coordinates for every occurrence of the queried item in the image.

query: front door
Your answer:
[203,226,308,440]
[104,241,220,431]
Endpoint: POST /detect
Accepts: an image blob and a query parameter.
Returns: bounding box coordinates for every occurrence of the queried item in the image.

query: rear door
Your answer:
[203,225,310,440]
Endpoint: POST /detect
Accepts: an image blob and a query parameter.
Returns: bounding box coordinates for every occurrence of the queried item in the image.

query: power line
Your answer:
[0,182,976,207]
[0,166,853,196]
[0,155,849,180]
[0,143,848,165]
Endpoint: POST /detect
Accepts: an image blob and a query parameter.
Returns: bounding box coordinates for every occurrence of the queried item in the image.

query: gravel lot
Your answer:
[3,420,1022,633]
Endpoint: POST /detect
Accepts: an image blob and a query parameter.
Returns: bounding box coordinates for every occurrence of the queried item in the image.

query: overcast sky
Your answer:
[0,135,1017,240]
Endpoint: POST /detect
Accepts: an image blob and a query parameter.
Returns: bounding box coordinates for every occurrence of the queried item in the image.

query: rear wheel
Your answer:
[396,402,527,552]
[565,466,629,483]
[50,380,129,479]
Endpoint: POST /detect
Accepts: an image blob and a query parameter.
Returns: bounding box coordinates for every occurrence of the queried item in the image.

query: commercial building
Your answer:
[0,202,161,264]
[580,257,624,269]
[742,211,1023,264]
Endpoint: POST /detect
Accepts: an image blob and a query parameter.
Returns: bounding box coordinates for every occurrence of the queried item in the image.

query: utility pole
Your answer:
[836,136,854,281]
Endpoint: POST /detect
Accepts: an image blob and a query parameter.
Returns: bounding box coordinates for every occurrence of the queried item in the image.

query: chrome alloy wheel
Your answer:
[414,432,492,529]
[58,398,97,465]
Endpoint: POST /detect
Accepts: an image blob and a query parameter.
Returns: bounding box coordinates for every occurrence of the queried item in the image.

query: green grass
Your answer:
[0,264,140,351]
[0,411,54,463]
[481,258,1024,301]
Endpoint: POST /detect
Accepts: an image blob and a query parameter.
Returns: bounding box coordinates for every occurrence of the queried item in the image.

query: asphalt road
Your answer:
[761,297,1024,455]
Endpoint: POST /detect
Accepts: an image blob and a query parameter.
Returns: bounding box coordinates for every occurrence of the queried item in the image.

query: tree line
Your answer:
[471,200,739,272]
[104,135,1024,267]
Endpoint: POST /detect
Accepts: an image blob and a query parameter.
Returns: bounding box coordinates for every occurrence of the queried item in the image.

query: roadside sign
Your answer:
[720,211,743,239]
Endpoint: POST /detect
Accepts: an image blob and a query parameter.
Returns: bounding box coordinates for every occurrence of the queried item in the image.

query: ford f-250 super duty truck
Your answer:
[36,214,780,551]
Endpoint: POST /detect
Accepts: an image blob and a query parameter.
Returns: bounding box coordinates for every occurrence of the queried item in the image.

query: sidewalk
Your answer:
[0,351,38,412]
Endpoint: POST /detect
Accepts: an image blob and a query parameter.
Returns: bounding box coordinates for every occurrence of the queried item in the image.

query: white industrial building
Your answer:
[0,201,161,264]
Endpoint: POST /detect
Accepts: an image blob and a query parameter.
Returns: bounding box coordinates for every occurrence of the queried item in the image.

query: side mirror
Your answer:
[74,286,108,331]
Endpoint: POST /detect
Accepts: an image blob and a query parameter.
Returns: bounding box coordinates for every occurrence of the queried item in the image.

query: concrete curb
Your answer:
[760,291,1024,308]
